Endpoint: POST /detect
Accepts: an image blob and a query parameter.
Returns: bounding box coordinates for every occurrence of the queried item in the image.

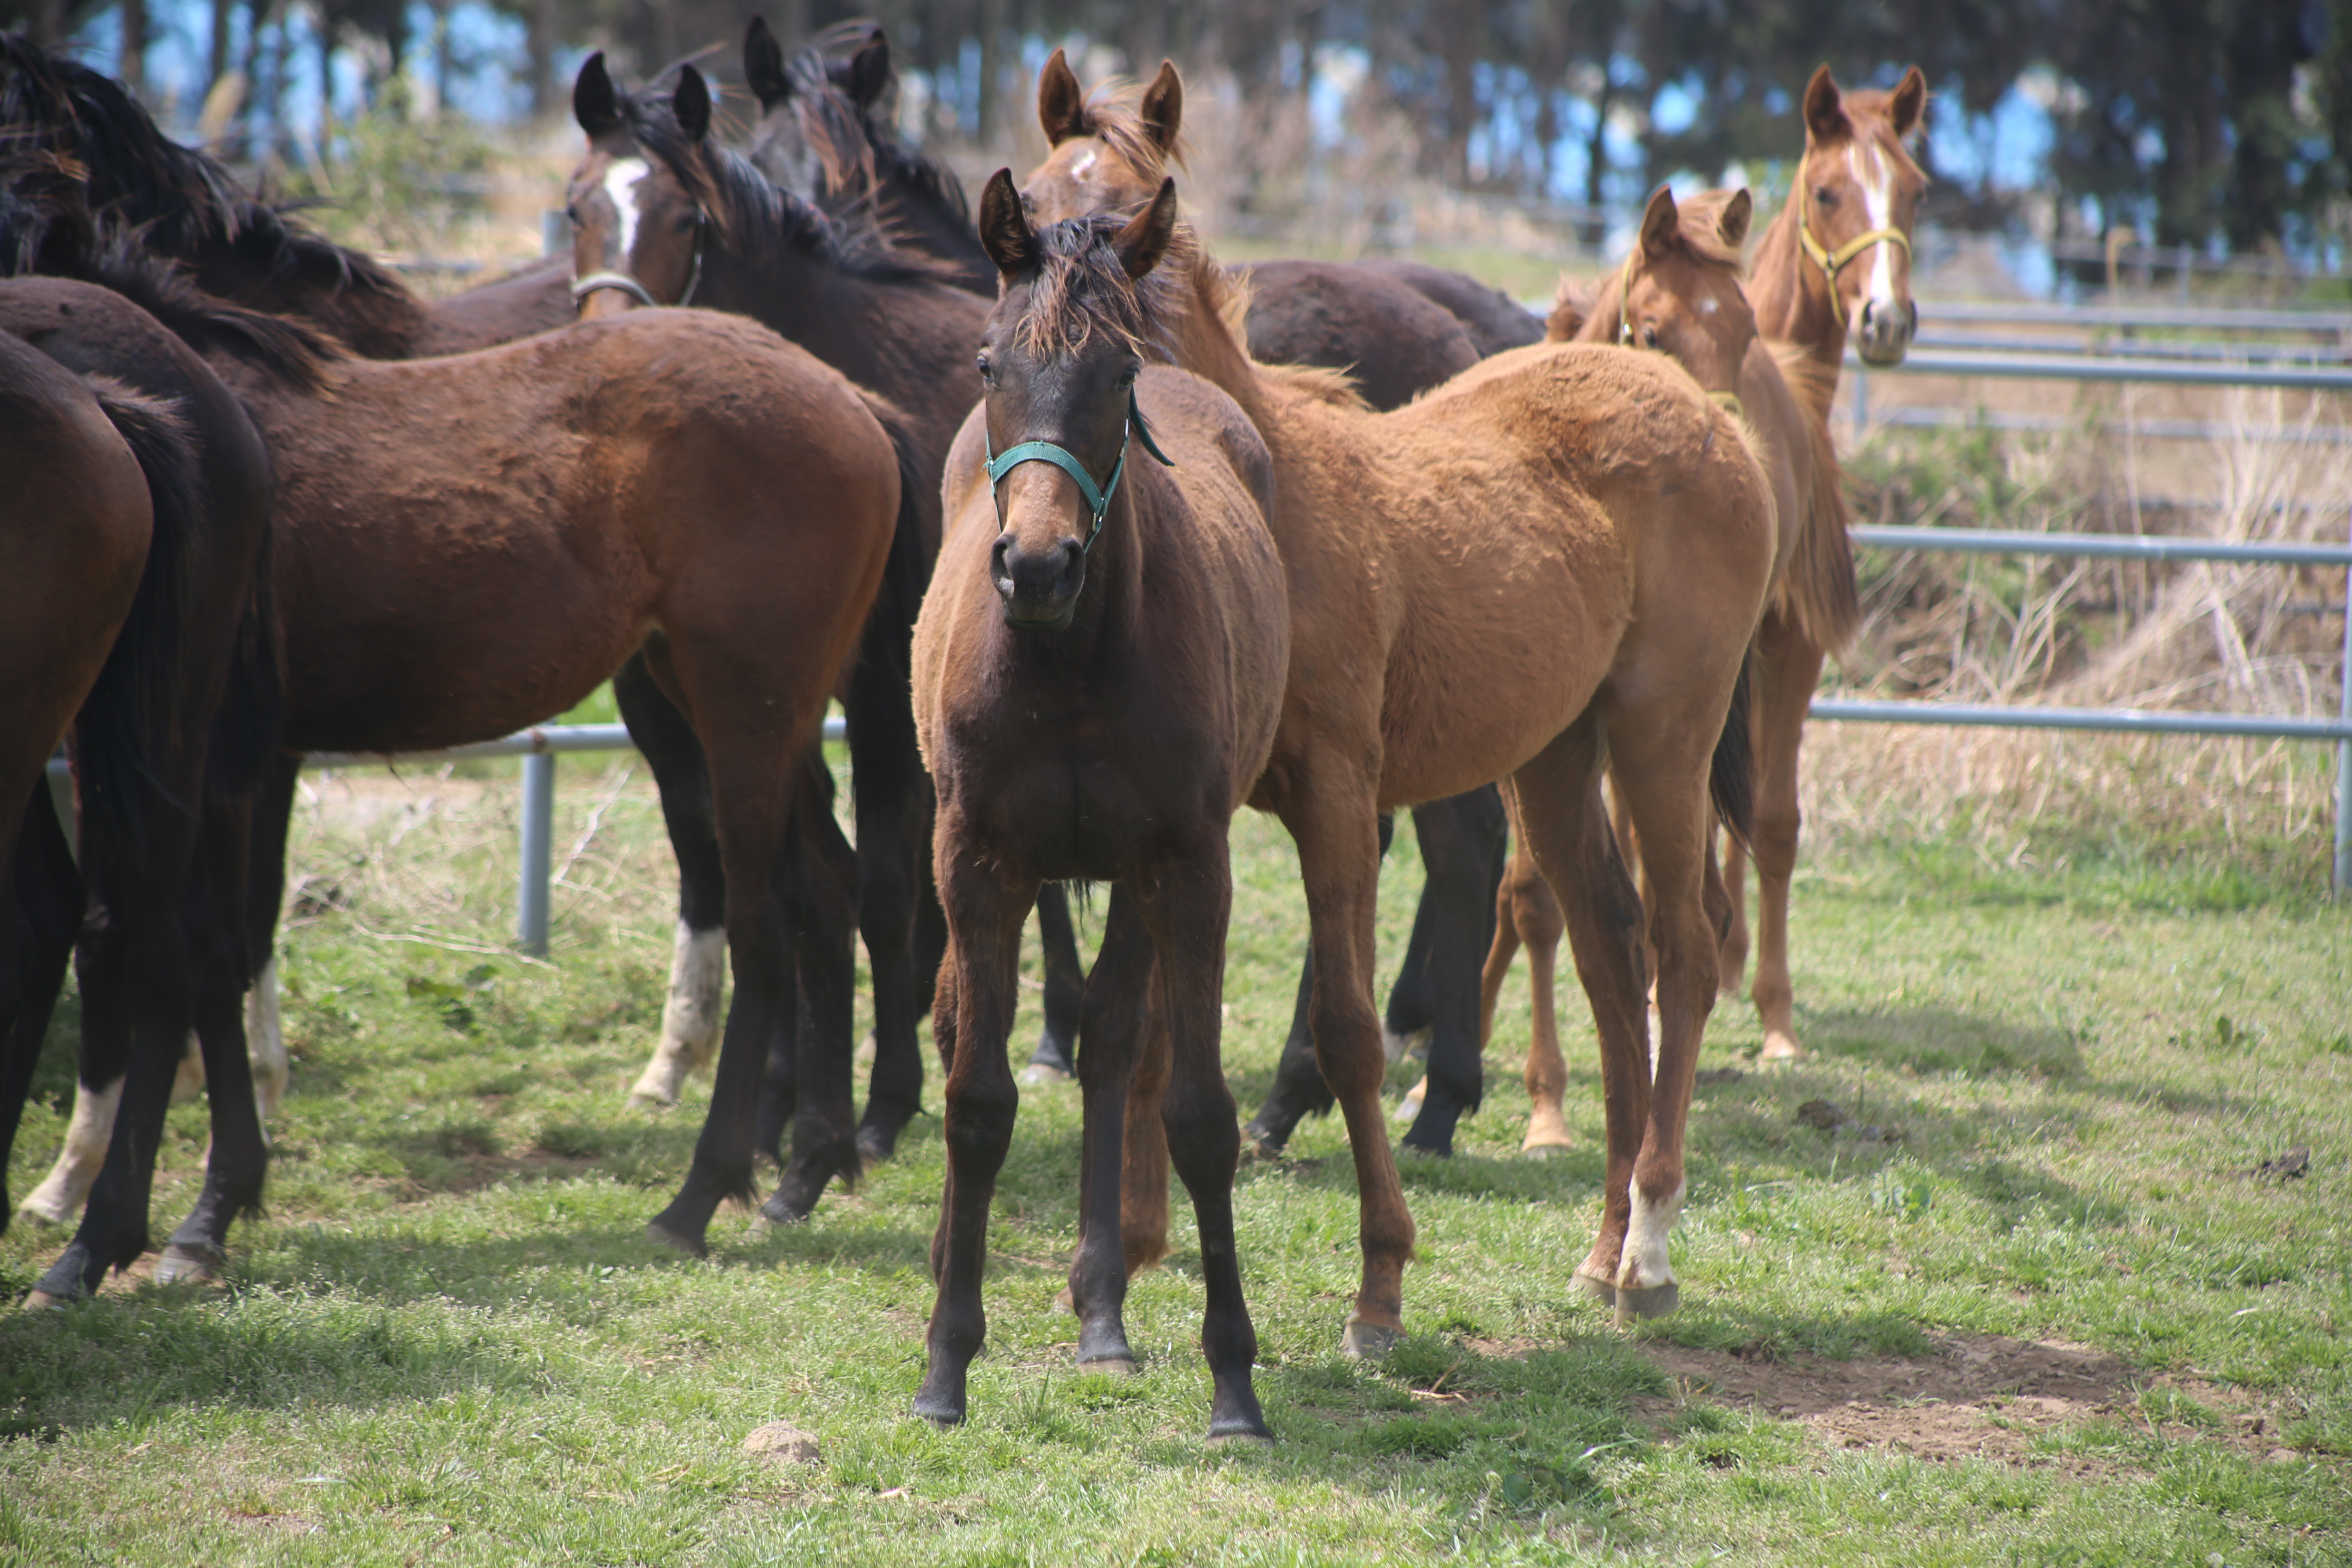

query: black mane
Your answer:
[621,84,950,288]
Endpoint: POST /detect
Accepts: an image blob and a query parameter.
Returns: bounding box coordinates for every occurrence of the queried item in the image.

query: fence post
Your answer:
[2337,504,2352,896]
[1850,363,1869,443]
[519,749,555,954]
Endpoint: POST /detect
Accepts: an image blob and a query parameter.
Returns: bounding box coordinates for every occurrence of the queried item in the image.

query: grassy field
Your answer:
[3,753,2348,1565]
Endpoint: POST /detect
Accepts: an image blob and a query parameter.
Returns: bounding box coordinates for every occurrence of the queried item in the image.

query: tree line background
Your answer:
[7,0,2352,272]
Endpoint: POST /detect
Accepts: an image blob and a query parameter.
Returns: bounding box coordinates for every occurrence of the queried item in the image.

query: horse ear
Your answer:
[1544,278,1588,343]
[1803,65,1848,144]
[574,51,621,138]
[1113,177,1180,281]
[744,18,789,108]
[1889,65,1927,139]
[978,168,1038,278]
[1637,185,1680,262]
[846,29,892,109]
[1140,61,1183,155]
[675,63,713,143]
[1038,48,1085,145]
[1718,188,1753,248]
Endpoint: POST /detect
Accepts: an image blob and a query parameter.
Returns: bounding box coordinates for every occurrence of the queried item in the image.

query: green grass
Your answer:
[4,762,2349,1564]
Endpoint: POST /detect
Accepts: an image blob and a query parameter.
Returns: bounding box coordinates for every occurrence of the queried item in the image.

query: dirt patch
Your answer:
[1637,1333,2294,1469]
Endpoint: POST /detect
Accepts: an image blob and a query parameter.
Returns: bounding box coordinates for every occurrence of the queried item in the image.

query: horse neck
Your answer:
[1171,249,1281,425]
[1749,195,1846,412]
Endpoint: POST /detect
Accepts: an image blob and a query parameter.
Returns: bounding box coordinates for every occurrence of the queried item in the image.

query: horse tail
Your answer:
[1767,339,1861,656]
[73,375,200,858]
[203,517,283,804]
[842,391,936,819]
[1709,651,1757,857]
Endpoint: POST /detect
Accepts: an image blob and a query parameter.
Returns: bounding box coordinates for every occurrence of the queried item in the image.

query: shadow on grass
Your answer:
[1802,1007,2083,1079]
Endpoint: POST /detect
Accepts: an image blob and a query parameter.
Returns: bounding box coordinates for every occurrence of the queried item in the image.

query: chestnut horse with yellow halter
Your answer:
[1464,184,1851,1149]
[1022,64,1777,1336]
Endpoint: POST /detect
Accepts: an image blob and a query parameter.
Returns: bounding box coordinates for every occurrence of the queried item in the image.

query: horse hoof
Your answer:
[1340,1319,1400,1360]
[759,1189,817,1227]
[1393,1085,1425,1123]
[1207,1425,1275,1447]
[1613,1280,1681,1326]
[154,1245,223,1286]
[1017,1061,1071,1087]
[1759,1032,1803,1063]
[645,1218,708,1258]
[1399,1132,1453,1160]
[1573,1271,1616,1308]
[1077,1356,1139,1378]
[21,1288,71,1311]
[910,1392,965,1428]
[1521,1138,1574,1157]
[626,1090,678,1111]
[854,1125,898,1170]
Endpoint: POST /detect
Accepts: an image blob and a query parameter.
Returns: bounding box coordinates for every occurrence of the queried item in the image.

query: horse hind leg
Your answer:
[615,654,728,1108]
[1398,786,1506,1158]
[1507,719,1650,1312]
[1021,884,1084,1082]
[1509,853,1574,1156]
[1065,887,1154,1371]
[764,752,863,1224]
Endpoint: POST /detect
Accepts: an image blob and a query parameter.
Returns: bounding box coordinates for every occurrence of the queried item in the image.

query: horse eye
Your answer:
[1641,326,1659,348]
[1814,188,1836,206]
[1117,365,1139,389]
[976,356,993,383]
[564,204,579,226]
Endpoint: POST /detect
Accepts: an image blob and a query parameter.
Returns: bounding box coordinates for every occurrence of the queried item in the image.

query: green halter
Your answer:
[984,387,1175,552]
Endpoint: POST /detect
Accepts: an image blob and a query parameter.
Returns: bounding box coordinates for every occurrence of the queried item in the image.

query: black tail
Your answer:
[842,395,936,819]
[204,519,283,804]
[73,376,201,859]
[1708,651,1756,855]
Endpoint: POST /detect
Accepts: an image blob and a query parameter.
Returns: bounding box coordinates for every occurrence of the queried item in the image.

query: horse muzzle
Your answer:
[1855,297,1917,367]
[991,535,1085,630]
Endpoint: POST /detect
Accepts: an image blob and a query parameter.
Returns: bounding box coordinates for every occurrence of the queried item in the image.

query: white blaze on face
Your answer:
[1848,142,1900,317]
[605,157,652,268]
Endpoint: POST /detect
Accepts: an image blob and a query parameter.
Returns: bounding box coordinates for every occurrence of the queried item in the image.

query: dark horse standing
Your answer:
[912,176,1287,1439]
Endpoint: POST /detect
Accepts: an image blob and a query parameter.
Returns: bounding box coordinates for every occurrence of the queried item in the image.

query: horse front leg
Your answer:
[766,755,863,1223]
[911,817,1032,1426]
[1750,617,1820,1062]
[1137,842,1269,1441]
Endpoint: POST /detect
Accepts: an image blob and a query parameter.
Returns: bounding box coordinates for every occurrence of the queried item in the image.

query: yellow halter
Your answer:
[1615,250,1745,423]
[1795,151,1912,327]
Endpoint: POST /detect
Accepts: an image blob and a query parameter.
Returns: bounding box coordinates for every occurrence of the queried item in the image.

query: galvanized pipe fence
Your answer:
[40,298,2352,954]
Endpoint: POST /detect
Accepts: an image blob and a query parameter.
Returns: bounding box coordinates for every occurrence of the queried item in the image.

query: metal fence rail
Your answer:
[46,715,847,954]
[1822,517,2352,892]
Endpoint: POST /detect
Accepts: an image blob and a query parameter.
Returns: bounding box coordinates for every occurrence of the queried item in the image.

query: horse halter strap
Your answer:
[570,208,708,310]
[1616,255,1745,422]
[983,387,1175,552]
[1795,152,1910,327]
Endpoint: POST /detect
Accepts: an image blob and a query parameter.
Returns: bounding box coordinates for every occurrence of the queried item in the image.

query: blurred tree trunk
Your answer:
[119,0,147,93]
[976,0,1003,144]
[209,0,236,90]
[526,0,552,118]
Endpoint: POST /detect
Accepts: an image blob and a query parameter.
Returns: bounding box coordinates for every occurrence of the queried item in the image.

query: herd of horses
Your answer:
[0,25,1926,1439]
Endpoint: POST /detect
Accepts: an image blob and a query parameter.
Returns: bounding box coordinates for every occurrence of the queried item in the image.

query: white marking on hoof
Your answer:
[630,922,725,1107]
[1616,1176,1686,1315]
[170,1032,206,1103]
[248,952,289,1120]
[1382,1025,1430,1066]
[1759,1029,1803,1062]
[1393,1076,1428,1123]
[19,1077,121,1226]
[1016,1061,1071,1088]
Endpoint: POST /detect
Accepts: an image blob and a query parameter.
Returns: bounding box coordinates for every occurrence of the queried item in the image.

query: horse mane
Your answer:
[1014,209,1198,361]
[1,143,340,388]
[0,34,423,344]
[1764,337,1859,653]
[780,21,973,227]
[1169,241,1366,409]
[621,85,949,287]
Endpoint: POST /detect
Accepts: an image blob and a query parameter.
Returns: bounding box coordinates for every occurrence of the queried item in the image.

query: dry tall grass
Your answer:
[1814,393,2350,885]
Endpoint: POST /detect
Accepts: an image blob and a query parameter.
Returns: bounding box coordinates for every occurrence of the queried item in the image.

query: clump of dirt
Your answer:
[1637,1332,2292,1470]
